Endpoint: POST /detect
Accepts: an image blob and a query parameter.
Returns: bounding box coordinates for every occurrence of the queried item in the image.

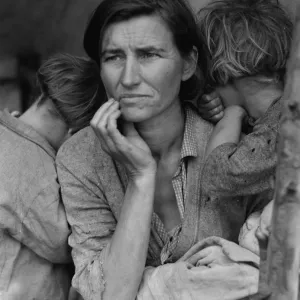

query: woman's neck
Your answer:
[135,101,185,160]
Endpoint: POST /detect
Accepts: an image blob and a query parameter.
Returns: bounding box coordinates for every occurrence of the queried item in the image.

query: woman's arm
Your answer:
[57,147,156,300]
[90,99,158,299]
[205,105,246,157]
[57,99,158,300]
[103,174,156,299]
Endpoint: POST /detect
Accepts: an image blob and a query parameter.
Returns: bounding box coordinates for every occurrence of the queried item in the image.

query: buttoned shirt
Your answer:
[151,108,198,264]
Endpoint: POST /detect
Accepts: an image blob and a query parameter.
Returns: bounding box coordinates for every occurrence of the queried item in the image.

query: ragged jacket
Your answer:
[0,110,72,300]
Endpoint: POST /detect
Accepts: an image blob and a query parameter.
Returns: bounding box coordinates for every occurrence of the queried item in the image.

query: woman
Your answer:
[56,1,270,299]
[0,53,100,300]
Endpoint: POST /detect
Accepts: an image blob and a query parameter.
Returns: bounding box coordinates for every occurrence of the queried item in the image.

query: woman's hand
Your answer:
[192,245,233,267]
[197,91,224,123]
[91,99,157,178]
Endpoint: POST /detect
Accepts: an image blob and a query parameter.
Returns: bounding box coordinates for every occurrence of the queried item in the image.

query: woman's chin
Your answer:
[120,109,149,123]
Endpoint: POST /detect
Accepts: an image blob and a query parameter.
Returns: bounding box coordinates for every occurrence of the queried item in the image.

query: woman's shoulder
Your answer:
[185,104,214,142]
[56,126,112,172]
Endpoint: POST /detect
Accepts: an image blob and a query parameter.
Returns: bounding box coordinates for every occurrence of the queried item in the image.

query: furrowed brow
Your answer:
[136,46,165,52]
[101,48,124,57]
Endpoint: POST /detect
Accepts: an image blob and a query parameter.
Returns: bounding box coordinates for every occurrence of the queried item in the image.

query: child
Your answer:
[190,0,293,268]
[0,53,101,300]
[196,0,293,201]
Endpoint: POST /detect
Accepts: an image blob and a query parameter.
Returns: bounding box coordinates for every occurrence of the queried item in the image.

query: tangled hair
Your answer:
[84,0,206,101]
[37,53,102,133]
[197,0,293,87]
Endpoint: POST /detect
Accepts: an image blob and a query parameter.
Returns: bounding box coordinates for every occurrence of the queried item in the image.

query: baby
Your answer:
[194,200,274,269]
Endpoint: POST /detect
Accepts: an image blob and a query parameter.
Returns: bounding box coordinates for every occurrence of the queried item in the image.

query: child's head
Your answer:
[36,53,101,134]
[197,0,293,89]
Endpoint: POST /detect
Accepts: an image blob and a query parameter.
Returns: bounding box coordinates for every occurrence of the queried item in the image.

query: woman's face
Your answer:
[99,15,195,122]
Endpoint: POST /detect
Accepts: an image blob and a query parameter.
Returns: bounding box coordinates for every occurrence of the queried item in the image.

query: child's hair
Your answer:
[36,53,102,133]
[197,0,293,87]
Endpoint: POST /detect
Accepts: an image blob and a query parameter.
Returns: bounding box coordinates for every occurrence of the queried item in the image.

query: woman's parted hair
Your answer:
[83,0,206,101]
[197,0,293,87]
[37,53,102,133]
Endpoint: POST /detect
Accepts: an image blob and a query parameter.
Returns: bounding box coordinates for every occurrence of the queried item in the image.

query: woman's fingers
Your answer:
[91,100,119,136]
[97,101,119,131]
[187,248,211,265]
[91,99,121,153]
[90,98,116,127]
[196,256,213,267]
[106,110,127,149]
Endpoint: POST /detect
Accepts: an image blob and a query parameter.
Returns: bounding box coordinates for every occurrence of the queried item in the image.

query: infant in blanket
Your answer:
[194,200,273,268]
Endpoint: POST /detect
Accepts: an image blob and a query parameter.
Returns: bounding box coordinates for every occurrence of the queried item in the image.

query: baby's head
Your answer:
[197,0,293,89]
[238,211,261,255]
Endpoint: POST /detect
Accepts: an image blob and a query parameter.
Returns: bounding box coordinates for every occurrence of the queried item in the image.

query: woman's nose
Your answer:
[120,57,141,88]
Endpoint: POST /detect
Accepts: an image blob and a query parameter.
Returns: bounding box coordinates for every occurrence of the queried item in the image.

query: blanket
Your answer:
[137,236,260,300]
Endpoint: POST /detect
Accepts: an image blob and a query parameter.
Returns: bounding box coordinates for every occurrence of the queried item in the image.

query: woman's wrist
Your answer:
[129,167,157,185]
[126,171,156,205]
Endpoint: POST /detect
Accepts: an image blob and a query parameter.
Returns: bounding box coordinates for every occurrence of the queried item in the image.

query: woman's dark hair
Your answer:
[84,0,206,101]
[37,53,102,133]
[197,0,293,87]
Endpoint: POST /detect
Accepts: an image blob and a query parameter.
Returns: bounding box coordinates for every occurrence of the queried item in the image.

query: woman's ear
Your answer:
[182,46,198,82]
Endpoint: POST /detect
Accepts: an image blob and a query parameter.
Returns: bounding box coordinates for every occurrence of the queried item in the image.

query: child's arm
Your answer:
[201,100,281,198]
[205,105,246,158]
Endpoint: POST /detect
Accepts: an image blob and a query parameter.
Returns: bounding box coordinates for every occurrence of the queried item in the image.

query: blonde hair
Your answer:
[37,53,102,133]
[197,0,293,87]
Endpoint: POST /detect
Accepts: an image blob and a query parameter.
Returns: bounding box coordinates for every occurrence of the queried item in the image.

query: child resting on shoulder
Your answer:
[191,0,292,267]
[196,0,292,200]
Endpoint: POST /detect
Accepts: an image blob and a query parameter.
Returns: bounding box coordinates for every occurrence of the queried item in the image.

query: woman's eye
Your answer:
[140,52,159,59]
[104,55,121,62]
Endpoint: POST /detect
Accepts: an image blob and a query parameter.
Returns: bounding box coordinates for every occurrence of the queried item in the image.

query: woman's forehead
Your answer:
[101,15,175,52]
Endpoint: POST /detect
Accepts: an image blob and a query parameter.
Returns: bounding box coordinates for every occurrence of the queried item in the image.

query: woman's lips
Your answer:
[119,95,149,105]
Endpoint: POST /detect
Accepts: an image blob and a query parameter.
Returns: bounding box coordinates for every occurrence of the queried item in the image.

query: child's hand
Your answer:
[197,91,224,123]
[195,245,233,267]
[255,200,274,255]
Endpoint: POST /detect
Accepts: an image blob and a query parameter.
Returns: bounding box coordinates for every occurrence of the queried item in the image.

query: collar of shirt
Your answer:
[152,105,199,264]
[180,106,198,159]
[0,110,56,159]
